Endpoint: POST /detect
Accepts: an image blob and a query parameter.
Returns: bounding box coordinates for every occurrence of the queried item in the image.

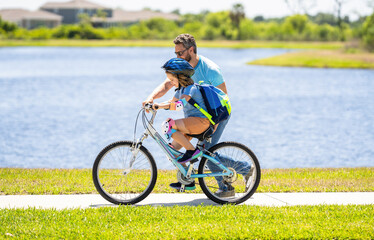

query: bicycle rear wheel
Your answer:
[198,141,261,205]
[93,141,157,205]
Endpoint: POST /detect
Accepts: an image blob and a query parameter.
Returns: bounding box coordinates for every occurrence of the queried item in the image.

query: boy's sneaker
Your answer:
[244,167,254,192]
[177,148,202,163]
[169,182,196,191]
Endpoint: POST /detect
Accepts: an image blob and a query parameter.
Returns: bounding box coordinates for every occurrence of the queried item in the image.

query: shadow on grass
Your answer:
[89,197,218,208]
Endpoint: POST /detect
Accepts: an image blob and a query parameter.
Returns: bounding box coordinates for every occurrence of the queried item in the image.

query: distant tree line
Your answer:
[0,5,374,51]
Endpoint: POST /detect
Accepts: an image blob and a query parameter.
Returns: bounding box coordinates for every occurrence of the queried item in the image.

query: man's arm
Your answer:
[143,78,173,105]
[216,82,228,95]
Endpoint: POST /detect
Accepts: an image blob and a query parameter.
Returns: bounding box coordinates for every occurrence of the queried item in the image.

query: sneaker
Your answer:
[215,188,235,198]
[177,148,202,163]
[169,182,196,191]
[244,167,254,192]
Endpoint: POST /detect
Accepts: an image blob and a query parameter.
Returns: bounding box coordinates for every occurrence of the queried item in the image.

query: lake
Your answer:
[0,47,373,169]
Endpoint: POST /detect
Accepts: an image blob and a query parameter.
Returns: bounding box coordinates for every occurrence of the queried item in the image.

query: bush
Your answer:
[144,18,178,39]
[282,14,308,40]
[362,13,374,51]
[0,17,17,33]
[52,24,104,39]
[204,11,237,40]
[181,21,204,39]
[105,27,129,39]
[238,19,257,40]
[28,27,52,40]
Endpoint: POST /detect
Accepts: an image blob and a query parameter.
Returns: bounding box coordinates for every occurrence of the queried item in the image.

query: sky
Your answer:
[0,0,373,20]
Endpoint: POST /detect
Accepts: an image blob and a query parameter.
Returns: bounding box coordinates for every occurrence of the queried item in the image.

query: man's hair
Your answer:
[174,34,197,54]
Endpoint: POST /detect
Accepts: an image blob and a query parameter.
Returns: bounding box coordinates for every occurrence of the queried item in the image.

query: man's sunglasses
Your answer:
[175,48,188,57]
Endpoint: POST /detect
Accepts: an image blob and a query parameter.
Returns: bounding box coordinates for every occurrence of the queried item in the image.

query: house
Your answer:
[40,0,112,24]
[0,9,62,29]
[91,9,180,27]
[1,0,179,29]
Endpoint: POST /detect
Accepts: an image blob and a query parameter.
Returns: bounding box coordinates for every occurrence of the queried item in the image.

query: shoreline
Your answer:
[0,39,344,49]
[248,49,374,69]
[2,39,373,69]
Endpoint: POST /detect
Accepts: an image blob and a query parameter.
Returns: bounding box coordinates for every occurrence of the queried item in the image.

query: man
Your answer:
[143,33,233,197]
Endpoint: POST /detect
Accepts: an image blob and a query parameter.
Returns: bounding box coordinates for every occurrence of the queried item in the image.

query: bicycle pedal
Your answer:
[179,185,185,192]
[190,159,199,164]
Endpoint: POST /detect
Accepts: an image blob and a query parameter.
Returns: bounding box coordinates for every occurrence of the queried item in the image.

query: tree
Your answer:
[311,13,337,26]
[204,11,237,40]
[334,0,351,40]
[253,16,265,22]
[78,13,91,26]
[171,9,180,15]
[95,9,107,20]
[239,19,257,40]
[284,0,317,15]
[362,12,374,51]
[0,17,18,33]
[229,3,245,28]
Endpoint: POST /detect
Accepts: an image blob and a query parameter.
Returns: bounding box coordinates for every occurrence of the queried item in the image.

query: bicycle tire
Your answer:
[92,141,157,205]
[198,141,261,205]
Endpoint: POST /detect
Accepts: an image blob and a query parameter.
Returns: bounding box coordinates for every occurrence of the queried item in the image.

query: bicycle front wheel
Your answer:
[92,141,157,205]
[198,141,261,205]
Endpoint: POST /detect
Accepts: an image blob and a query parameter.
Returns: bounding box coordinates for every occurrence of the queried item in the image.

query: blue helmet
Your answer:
[162,58,195,77]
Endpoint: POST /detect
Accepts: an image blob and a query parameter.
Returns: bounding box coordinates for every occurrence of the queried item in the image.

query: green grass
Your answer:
[1,167,373,195]
[248,50,374,69]
[0,39,344,50]
[2,168,373,239]
[1,205,373,239]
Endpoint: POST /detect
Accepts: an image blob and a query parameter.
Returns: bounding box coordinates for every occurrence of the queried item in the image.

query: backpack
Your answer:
[188,83,231,125]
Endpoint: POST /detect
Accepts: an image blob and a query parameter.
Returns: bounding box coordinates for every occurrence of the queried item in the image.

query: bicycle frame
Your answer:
[134,107,234,180]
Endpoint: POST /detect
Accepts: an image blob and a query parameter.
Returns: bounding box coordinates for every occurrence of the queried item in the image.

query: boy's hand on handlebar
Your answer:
[152,103,159,110]
[143,98,154,112]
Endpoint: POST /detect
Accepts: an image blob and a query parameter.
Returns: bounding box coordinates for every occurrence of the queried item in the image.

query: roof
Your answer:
[23,10,62,20]
[92,9,179,23]
[0,9,62,22]
[0,9,29,22]
[41,0,108,10]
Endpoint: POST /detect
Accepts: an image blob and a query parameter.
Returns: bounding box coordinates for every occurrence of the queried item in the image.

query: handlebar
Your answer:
[144,103,158,111]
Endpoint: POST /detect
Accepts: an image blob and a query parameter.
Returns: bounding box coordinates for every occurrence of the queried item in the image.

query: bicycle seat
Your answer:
[187,125,214,141]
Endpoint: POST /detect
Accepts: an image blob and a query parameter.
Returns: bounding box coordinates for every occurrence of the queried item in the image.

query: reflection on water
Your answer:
[0,47,373,169]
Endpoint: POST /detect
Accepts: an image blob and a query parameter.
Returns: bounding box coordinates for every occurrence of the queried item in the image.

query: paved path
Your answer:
[1,192,373,209]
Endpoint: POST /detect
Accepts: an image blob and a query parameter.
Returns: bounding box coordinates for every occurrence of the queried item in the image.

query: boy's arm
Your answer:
[143,78,173,105]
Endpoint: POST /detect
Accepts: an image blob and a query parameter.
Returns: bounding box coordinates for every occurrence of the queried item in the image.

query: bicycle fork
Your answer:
[129,133,148,169]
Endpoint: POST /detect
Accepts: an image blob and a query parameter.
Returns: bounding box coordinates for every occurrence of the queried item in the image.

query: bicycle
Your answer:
[93,104,261,205]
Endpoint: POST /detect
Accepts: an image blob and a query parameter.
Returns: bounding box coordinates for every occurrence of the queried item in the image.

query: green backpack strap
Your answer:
[187,98,216,125]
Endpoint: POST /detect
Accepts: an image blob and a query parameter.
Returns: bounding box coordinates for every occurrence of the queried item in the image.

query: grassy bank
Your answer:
[1,167,373,195]
[1,205,373,239]
[0,39,344,49]
[248,49,374,69]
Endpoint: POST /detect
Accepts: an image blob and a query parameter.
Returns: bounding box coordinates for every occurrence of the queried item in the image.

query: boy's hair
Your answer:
[176,74,194,88]
[174,34,197,54]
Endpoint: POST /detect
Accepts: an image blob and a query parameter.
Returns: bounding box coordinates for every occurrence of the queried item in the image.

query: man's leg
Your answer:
[203,117,230,190]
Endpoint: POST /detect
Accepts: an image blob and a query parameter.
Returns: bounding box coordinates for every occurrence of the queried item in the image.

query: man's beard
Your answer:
[184,53,191,62]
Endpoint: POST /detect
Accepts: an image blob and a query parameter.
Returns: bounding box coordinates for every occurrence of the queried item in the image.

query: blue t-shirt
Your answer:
[191,55,224,87]
[174,84,207,118]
